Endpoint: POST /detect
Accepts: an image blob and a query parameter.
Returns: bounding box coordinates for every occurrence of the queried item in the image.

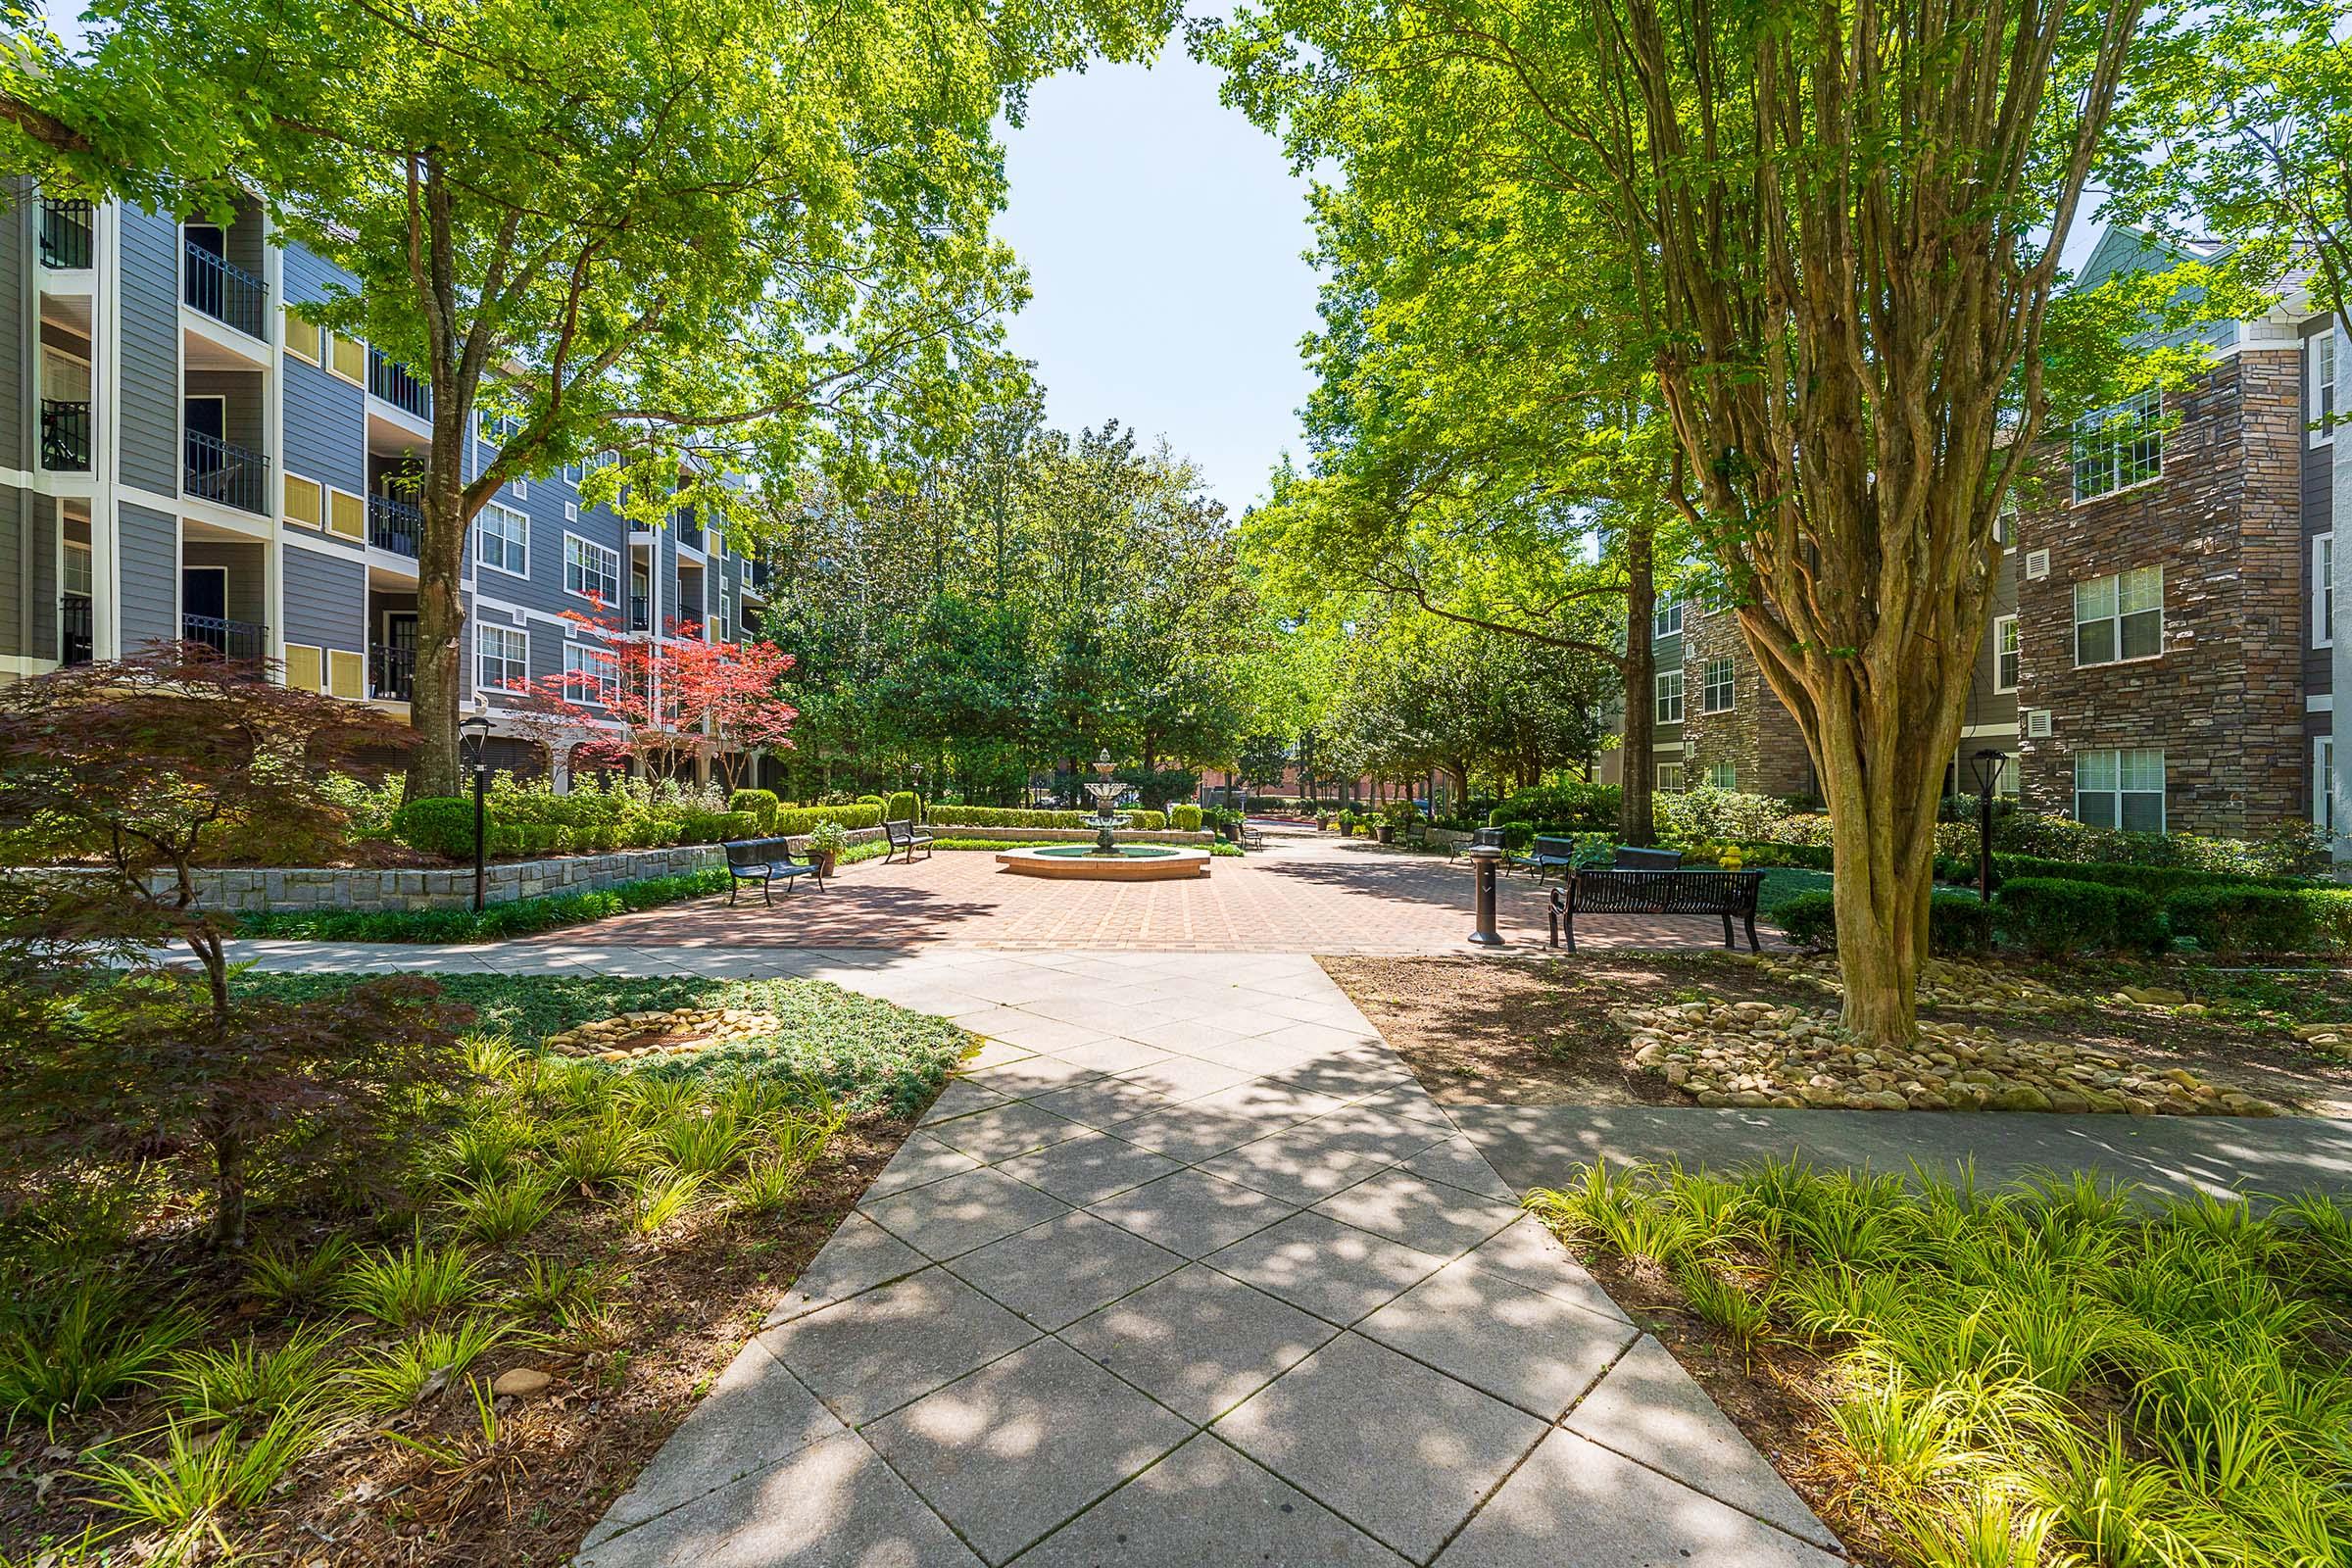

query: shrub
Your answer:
[1773,889,1995,956]
[1126,808,1167,831]
[1171,805,1202,831]
[926,806,1094,829]
[1994,877,2128,957]
[239,865,732,943]
[855,794,885,806]
[675,808,758,844]
[1968,854,2315,899]
[1994,809,2327,877]
[774,804,884,836]
[1491,782,1618,831]
[728,789,781,832]
[393,796,477,858]
[1653,787,1799,843]
[885,790,917,823]
[2163,884,2352,956]
[1688,838,1835,870]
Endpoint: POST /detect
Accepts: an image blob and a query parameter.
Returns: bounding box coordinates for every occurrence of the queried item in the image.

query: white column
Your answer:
[2333,319,2352,862]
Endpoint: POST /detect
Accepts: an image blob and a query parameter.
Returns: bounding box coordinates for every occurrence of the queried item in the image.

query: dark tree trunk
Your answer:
[1620,526,1657,846]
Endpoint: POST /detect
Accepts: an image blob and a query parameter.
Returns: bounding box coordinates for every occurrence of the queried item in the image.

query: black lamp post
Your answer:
[462,714,491,912]
[910,761,924,818]
[1970,748,2007,904]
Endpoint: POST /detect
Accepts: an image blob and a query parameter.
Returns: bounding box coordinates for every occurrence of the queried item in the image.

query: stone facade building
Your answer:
[1612,224,2348,844]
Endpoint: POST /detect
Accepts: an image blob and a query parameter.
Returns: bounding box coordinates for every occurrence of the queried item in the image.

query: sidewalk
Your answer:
[546,950,1844,1567]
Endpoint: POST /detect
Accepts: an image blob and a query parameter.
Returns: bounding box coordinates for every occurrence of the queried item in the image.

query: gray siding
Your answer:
[118,500,177,646]
[25,492,53,658]
[280,538,364,651]
[1,184,25,472]
[0,484,20,656]
[181,539,264,625]
[118,205,180,496]
[2306,321,2337,708]
[281,244,365,494]
[183,368,265,456]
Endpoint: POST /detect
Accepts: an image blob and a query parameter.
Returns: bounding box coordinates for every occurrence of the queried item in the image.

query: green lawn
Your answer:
[1756,865,1833,917]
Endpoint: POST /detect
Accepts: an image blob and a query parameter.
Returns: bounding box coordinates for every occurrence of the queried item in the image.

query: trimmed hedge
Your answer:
[1772,890,1994,956]
[1171,805,1202,832]
[729,789,782,832]
[1992,877,2169,957]
[774,804,883,836]
[391,797,476,858]
[1681,838,1835,871]
[1937,853,2319,900]
[237,865,734,943]
[928,806,1093,829]
[2164,884,2352,956]
[886,790,918,823]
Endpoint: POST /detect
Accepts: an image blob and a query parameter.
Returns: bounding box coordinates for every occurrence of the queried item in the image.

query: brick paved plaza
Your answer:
[529,826,1744,953]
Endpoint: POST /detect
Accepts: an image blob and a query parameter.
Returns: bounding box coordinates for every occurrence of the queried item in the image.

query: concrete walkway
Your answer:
[1453,1103,2352,1206]
[533,950,1845,1568]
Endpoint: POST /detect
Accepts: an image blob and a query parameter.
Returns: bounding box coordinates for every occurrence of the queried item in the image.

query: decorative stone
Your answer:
[492,1368,553,1397]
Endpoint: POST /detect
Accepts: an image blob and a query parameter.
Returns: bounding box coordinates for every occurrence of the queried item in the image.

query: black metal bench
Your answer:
[1509,834,1584,882]
[724,837,825,906]
[1549,867,1763,952]
[884,817,934,864]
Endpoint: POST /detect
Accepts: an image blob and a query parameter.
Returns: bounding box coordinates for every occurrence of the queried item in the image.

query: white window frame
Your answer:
[325,331,366,386]
[1699,657,1735,714]
[2316,532,2335,650]
[2074,565,2163,667]
[2071,387,2164,502]
[2313,329,2337,447]
[1706,760,1738,790]
[63,539,93,598]
[1652,599,1684,639]
[2074,748,2166,833]
[1992,614,2020,694]
[2316,735,2337,837]
[476,623,528,694]
[563,639,618,707]
[1655,761,1686,793]
[564,531,622,607]
[1654,668,1684,724]
[514,477,528,501]
[476,501,529,579]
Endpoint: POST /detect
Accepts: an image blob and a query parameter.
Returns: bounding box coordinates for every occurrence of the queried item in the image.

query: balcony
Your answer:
[182,613,267,661]
[369,642,415,702]
[368,346,431,420]
[184,241,266,338]
[368,493,422,556]
[184,428,270,514]
[40,400,91,471]
[60,595,93,665]
[670,512,705,552]
[40,199,94,270]
[628,595,651,632]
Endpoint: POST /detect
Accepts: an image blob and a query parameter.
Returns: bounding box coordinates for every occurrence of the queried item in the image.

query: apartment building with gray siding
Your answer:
[0,183,773,779]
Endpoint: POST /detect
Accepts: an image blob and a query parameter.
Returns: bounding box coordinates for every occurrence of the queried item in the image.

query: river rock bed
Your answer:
[546,1006,780,1061]
[1622,998,2278,1116]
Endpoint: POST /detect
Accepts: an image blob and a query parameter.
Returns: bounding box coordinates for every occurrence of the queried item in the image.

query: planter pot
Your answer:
[1377,825,1395,844]
[812,850,840,877]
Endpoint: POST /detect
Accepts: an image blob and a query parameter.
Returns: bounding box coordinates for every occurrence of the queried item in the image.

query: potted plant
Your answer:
[806,818,849,877]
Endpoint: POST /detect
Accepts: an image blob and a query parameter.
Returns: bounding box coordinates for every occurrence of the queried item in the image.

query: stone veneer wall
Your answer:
[2013,351,2309,836]
[154,843,727,913]
[1678,608,1817,799]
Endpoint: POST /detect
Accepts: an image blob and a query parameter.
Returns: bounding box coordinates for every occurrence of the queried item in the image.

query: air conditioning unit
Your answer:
[2024,549,2050,580]
[2026,710,2052,738]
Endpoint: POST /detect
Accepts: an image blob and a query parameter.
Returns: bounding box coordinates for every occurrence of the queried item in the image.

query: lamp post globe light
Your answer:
[462,714,492,913]
[1970,749,2008,905]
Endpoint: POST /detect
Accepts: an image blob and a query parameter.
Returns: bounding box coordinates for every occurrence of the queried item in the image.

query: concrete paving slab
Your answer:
[1059,1262,1337,1423]
[993,1131,1183,1206]
[1018,1075,1175,1133]
[1215,1332,1547,1563]
[760,1211,930,1328]
[1206,1211,1451,1328]
[1396,1135,1520,1201]
[920,1101,1090,1164]
[1566,1335,1841,1550]
[859,1167,1072,1261]
[1008,1433,1410,1568]
[1462,1216,1635,1324]
[755,1267,1039,1427]
[945,1210,1186,1332]
[1085,1168,1300,1258]
[1309,1170,1526,1259]
[1355,1256,1638,1420]
[862,1338,1194,1565]
[863,1134,986,1204]
[593,1341,845,1531]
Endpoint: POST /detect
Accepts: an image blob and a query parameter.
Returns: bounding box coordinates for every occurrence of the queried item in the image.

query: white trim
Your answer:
[474,499,530,579]
[563,530,622,606]
[2317,532,2335,650]
[324,330,366,386]
[1991,613,2019,693]
[2310,694,2335,713]
[474,620,529,695]
[2313,328,2338,447]
[2072,564,2164,667]
[2318,735,2338,836]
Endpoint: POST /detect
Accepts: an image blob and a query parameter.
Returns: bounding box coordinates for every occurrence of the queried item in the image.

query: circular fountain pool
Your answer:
[995,844,1214,880]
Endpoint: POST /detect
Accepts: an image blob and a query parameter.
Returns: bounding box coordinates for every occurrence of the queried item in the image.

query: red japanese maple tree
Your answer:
[521,605,798,792]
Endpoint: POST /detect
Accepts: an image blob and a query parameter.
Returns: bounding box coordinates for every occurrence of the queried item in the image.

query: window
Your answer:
[1993,495,2016,548]
[326,488,365,542]
[564,533,621,605]
[476,624,528,693]
[2314,330,2338,446]
[2075,748,2165,832]
[2072,387,2163,501]
[2317,533,2335,650]
[2317,736,2337,837]
[2074,565,2162,665]
[283,472,322,530]
[1656,761,1686,793]
[564,641,617,706]
[1993,615,2020,693]
[476,503,528,576]
[1699,657,1735,713]
[327,332,366,385]
[1652,600,1684,639]
[1706,761,1738,790]
[514,477,528,501]
[282,310,321,366]
[63,541,92,598]
[1655,669,1684,724]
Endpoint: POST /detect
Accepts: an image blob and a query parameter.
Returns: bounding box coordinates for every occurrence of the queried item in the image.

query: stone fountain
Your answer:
[993,747,1213,880]
[1080,748,1128,856]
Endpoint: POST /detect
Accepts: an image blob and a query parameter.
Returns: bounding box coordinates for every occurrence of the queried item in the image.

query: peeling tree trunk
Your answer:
[410,441,470,800]
[1619,525,1656,847]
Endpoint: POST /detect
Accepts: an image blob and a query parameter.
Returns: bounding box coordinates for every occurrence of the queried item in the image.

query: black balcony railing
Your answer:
[60,595,93,665]
[367,346,431,419]
[628,595,651,632]
[40,399,90,471]
[182,613,267,661]
[183,240,267,338]
[39,199,94,270]
[368,493,422,556]
[369,643,416,702]
[184,428,270,514]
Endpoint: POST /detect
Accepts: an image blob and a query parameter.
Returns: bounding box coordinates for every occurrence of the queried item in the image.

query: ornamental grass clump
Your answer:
[1528,1159,2352,1566]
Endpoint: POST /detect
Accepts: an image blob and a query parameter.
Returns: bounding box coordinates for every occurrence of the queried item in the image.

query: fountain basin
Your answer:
[995,844,1213,881]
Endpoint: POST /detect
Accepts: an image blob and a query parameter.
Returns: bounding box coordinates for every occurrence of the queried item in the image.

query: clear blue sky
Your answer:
[996,53,1322,518]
